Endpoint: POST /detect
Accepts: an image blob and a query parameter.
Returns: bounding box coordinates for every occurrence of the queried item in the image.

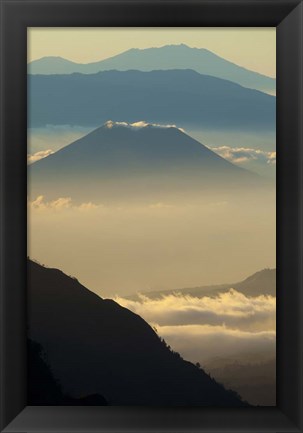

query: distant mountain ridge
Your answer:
[29,121,262,203]
[28,69,275,130]
[28,44,275,93]
[28,259,246,406]
[127,268,276,300]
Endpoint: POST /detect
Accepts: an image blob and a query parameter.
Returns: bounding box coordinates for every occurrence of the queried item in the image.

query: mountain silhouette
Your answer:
[127,268,276,300]
[28,44,275,93]
[233,268,276,297]
[28,69,275,130]
[28,259,246,406]
[29,121,262,203]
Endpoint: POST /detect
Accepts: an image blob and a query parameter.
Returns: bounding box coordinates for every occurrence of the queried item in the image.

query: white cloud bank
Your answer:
[157,324,275,364]
[114,291,276,364]
[27,149,54,164]
[210,146,276,166]
[115,291,276,332]
[28,195,98,211]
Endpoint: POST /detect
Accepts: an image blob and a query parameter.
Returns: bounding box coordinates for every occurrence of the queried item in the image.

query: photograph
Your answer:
[27,27,276,407]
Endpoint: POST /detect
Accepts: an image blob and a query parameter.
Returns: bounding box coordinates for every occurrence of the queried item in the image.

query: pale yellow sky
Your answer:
[28,27,276,78]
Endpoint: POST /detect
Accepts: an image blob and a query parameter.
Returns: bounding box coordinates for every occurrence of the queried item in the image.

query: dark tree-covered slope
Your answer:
[28,260,246,406]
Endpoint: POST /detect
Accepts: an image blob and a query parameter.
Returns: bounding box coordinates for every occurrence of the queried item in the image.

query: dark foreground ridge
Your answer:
[28,339,108,405]
[28,259,247,406]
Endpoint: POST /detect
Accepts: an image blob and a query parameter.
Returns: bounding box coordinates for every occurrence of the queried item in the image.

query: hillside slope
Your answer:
[28,259,246,406]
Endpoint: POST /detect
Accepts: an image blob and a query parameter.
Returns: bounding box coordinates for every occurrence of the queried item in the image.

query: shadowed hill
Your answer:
[28,44,275,94]
[28,69,275,130]
[28,259,246,406]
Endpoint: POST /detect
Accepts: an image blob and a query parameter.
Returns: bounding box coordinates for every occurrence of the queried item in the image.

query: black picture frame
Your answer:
[0,0,302,432]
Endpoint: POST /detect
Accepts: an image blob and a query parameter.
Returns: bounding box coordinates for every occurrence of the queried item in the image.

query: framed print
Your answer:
[26,26,277,409]
[0,0,302,432]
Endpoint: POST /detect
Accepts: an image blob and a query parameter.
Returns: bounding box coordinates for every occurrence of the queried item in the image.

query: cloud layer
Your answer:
[115,291,276,332]
[157,324,275,364]
[29,195,98,211]
[27,149,54,164]
[210,145,276,166]
[115,291,276,364]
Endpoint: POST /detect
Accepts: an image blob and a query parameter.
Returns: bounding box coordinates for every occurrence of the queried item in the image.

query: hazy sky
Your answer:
[28,28,276,78]
[28,190,276,297]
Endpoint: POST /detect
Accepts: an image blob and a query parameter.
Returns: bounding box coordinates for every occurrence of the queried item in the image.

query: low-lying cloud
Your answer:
[157,324,275,365]
[210,146,276,166]
[114,291,275,364]
[29,195,98,211]
[27,149,54,164]
[115,291,276,332]
[28,195,229,214]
